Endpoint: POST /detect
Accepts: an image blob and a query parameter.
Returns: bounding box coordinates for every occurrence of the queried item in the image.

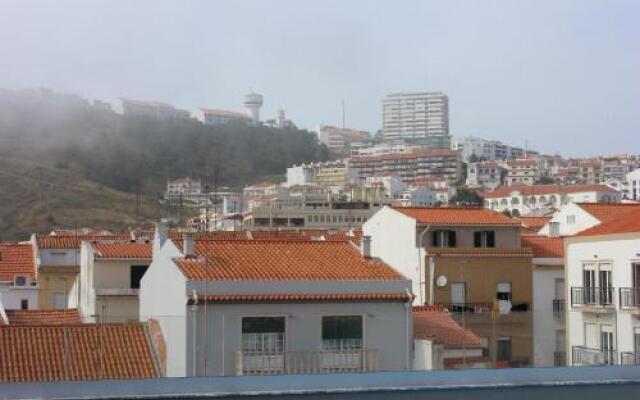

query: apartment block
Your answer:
[382,92,449,142]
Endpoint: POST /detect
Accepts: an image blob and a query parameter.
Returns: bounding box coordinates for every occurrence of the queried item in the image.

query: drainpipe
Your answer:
[429,257,436,306]
[404,288,412,370]
[190,290,198,376]
[417,226,431,305]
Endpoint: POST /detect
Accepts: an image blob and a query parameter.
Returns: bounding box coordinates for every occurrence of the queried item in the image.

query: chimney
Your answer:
[361,235,372,258]
[548,221,560,238]
[183,231,195,257]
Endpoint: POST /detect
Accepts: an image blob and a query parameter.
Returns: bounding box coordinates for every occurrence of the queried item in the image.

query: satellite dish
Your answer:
[436,275,447,287]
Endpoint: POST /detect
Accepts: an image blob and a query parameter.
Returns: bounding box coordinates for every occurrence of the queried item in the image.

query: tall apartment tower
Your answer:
[382,92,450,148]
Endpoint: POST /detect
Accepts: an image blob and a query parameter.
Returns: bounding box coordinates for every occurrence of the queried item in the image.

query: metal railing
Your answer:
[554,351,567,366]
[441,302,529,314]
[235,349,378,376]
[570,287,614,307]
[619,288,640,308]
[552,299,565,319]
[572,346,617,365]
[620,352,640,365]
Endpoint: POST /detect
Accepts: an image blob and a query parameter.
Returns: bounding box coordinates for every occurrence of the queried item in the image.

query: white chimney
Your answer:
[361,235,372,258]
[183,231,195,257]
[548,221,560,238]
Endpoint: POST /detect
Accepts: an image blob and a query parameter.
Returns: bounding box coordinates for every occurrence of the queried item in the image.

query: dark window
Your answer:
[242,317,285,333]
[20,299,28,310]
[130,265,149,289]
[322,316,363,350]
[432,230,456,247]
[497,337,512,361]
[474,231,496,248]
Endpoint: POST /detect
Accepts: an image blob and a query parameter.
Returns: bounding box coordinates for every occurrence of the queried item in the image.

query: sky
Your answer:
[0,0,638,157]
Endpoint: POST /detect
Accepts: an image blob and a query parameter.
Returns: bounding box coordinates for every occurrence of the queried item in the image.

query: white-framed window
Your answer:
[322,315,363,350]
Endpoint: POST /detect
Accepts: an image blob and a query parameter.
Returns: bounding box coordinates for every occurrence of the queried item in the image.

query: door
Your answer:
[583,269,595,304]
[633,264,640,306]
[600,326,615,365]
[598,266,612,305]
[585,323,598,349]
[451,283,466,307]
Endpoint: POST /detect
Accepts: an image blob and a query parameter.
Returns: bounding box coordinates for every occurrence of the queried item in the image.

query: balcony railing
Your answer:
[619,288,640,308]
[570,287,614,307]
[554,351,567,366]
[572,346,617,365]
[552,299,565,319]
[620,352,640,365]
[235,349,378,376]
[441,302,529,314]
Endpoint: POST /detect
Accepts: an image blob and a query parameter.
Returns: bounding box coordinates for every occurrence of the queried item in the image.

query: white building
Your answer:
[0,243,38,310]
[192,108,252,126]
[166,177,202,199]
[628,168,640,201]
[382,92,449,143]
[466,161,504,190]
[484,184,621,216]
[140,229,414,377]
[244,91,263,125]
[565,208,640,366]
[395,187,438,207]
[111,97,189,119]
[315,125,371,154]
[538,203,640,237]
[76,242,151,323]
[451,136,527,162]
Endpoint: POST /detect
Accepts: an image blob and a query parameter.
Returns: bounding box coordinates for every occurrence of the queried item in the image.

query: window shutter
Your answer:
[487,231,496,247]
[448,230,457,247]
[474,232,482,247]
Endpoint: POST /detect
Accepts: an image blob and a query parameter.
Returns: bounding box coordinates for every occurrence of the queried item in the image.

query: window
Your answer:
[130,265,149,289]
[20,299,28,310]
[474,231,496,248]
[567,215,576,224]
[431,230,456,247]
[14,276,27,286]
[496,337,512,361]
[242,317,285,353]
[497,282,512,301]
[322,316,363,350]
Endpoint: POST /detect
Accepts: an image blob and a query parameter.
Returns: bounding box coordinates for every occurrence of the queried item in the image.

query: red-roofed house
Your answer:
[538,202,640,237]
[565,208,640,366]
[0,243,38,310]
[484,184,621,216]
[413,308,483,370]
[74,242,152,323]
[31,233,130,310]
[140,229,413,377]
[364,206,534,367]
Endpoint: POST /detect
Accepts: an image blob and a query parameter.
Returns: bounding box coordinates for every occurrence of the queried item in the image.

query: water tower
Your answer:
[244,91,263,125]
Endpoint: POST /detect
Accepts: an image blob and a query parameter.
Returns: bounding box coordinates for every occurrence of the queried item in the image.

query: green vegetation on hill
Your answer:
[0,90,330,239]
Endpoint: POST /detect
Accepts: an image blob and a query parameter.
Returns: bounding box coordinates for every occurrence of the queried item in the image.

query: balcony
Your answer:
[441,302,529,314]
[619,288,640,310]
[571,346,617,366]
[620,352,640,365]
[552,299,565,319]
[570,287,614,311]
[235,349,378,376]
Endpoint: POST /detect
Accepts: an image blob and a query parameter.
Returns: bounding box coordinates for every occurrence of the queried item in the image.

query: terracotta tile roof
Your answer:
[514,216,551,231]
[174,240,403,281]
[0,243,36,281]
[94,243,152,259]
[484,184,618,199]
[0,323,160,382]
[413,309,481,348]
[392,206,520,226]
[426,247,533,257]
[576,208,640,237]
[37,235,129,249]
[4,309,81,326]
[190,292,412,304]
[521,236,564,258]
[577,203,640,223]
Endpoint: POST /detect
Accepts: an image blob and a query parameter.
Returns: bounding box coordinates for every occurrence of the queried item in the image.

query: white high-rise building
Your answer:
[382,92,449,144]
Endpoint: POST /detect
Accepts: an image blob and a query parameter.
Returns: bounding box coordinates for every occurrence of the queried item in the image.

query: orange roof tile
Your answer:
[0,323,160,382]
[174,240,403,281]
[577,208,640,237]
[4,309,81,326]
[413,309,481,348]
[190,292,412,304]
[37,235,129,249]
[392,206,520,226]
[94,243,152,259]
[484,184,617,199]
[0,243,36,281]
[521,236,564,258]
[577,203,640,223]
[515,216,551,231]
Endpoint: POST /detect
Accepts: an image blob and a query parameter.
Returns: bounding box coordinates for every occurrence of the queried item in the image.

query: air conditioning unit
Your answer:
[14,276,27,287]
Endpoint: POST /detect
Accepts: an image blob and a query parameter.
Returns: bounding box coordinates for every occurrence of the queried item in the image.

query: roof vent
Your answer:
[361,235,372,259]
[183,231,195,257]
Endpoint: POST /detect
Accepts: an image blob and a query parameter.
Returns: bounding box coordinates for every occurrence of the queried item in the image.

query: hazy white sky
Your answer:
[0,0,638,156]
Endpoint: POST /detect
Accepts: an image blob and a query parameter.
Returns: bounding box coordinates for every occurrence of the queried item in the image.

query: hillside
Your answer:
[0,157,159,241]
[0,89,330,239]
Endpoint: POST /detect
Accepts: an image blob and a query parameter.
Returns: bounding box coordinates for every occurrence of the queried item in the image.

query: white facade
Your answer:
[532,260,565,367]
[192,108,251,126]
[244,91,263,125]
[628,169,640,201]
[538,203,602,237]
[382,92,449,141]
[111,98,189,119]
[451,136,527,162]
[565,232,640,366]
[0,279,38,311]
[395,187,438,207]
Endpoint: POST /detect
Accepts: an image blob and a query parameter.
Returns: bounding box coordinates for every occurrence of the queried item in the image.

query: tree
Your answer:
[449,188,484,206]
